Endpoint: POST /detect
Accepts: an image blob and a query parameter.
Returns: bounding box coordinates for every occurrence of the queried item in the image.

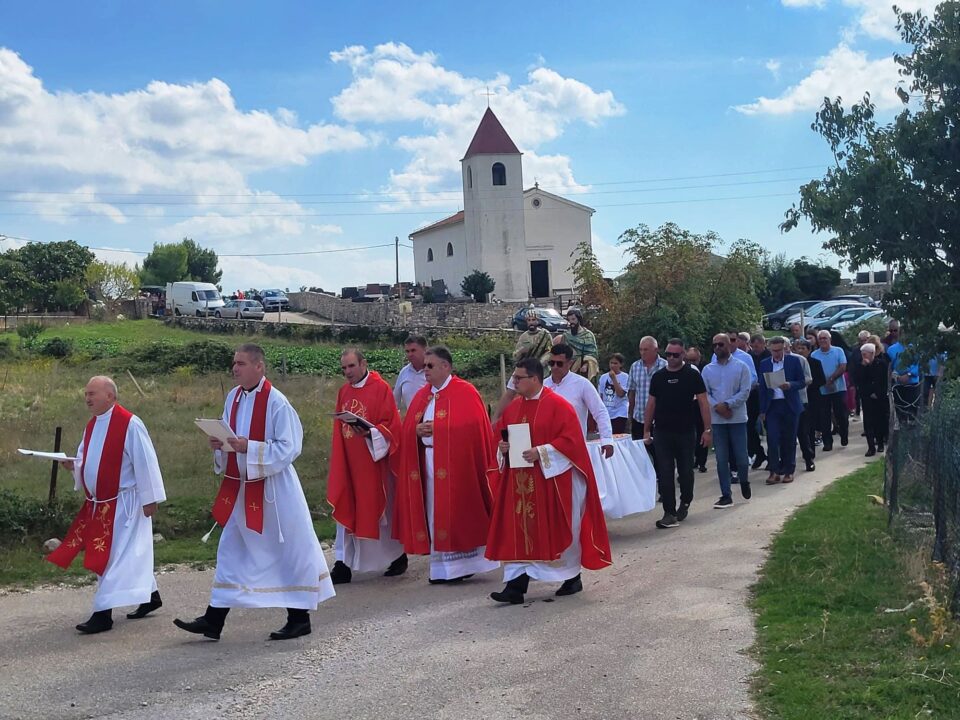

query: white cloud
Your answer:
[590,232,628,277]
[0,48,373,221]
[841,0,940,41]
[330,43,624,207]
[735,44,901,115]
[765,59,782,81]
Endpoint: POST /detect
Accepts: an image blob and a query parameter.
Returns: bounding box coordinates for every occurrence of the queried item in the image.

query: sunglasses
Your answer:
[664,351,682,358]
[548,360,567,367]
[713,342,727,347]
[425,362,440,369]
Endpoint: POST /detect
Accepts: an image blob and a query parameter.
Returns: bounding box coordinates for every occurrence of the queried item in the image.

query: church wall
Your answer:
[411,222,469,294]
[523,192,593,296]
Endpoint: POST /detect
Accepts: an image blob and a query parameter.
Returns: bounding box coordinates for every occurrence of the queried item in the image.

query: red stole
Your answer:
[212,380,272,533]
[327,371,402,539]
[47,405,133,575]
[486,387,612,570]
[393,376,498,555]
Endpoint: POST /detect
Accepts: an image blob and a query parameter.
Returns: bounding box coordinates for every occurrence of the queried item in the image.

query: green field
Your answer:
[752,461,960,718]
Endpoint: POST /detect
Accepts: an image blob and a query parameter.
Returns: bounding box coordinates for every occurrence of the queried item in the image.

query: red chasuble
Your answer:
[211,380,272,533]
[486,387,612,570]
[393,376,498,555]
[48,404,133,575]
[327,371,402,539]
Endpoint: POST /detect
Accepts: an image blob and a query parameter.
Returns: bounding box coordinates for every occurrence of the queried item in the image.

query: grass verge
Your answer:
[752,461,960,718]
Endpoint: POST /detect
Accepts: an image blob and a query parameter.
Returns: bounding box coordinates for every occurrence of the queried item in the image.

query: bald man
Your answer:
[48,376,167,635]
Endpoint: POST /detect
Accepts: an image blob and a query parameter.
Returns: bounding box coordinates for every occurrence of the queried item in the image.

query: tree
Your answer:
[572,222,764,359]
[792,259,841,299]
[182,237,222,285]
[461,269,495,302]
[8,240,94,311]
[140,242,188,286]
[86,261,140,315]
[51,280,86,311]
[781,3,960,372]
[0,255,35,316]
[759,252,803,311]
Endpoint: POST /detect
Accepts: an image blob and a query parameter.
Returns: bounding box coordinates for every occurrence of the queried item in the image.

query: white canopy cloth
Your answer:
[586,436,657,519]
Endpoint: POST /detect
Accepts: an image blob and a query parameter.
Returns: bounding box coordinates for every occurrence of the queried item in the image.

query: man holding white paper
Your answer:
[174,343,334,641]
[487,358,612,604]
[759,337,806,485]
[327,349,407,584]
[47,376,166,635]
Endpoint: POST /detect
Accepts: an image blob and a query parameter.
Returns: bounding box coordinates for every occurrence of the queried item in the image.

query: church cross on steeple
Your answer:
[483,86,494,108]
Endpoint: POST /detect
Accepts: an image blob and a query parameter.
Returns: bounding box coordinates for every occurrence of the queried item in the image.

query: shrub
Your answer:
[0,489,78,544]
[36,337,73,358]
[16,322,43,341]
[0,335,19,359]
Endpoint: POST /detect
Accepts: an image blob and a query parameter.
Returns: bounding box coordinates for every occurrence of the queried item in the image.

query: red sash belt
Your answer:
[47,405,133,575]
[212,380,272,533]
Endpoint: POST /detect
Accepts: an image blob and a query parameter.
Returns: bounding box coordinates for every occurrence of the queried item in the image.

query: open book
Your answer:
[330,411,375,430]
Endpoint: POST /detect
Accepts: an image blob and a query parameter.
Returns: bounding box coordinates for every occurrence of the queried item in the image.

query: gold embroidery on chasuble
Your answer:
[436,529,448,540]
[436,468,448,480]
[92,537,107,552]
[416,530,427,542]
[415,411,424,422]
[513,470,536,554]
[341,424,355,440]
[249,502,260,512]
[436,409,448,420]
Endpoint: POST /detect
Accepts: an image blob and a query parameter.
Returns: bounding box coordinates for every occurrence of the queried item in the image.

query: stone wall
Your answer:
[288,291,544,329]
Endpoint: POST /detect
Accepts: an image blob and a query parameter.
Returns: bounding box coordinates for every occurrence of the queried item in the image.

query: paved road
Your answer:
[0,435,874,720]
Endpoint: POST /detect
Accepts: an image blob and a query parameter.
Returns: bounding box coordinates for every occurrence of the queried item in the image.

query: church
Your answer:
[409,108,595,302]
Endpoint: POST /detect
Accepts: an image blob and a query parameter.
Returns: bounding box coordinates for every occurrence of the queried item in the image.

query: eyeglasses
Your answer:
[548,360,567,367]
[511,375,533,382]
[664,351,682,358]
[425,362,437,369]
[713,342,727,348]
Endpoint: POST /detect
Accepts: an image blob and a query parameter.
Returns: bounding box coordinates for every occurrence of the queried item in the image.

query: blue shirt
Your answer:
[887,342,920,385]
[710,348,758,386]
[812,345,848,395]
[701,357,752,424]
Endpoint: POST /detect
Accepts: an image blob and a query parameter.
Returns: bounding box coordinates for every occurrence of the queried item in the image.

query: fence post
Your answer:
[48,426,62,506]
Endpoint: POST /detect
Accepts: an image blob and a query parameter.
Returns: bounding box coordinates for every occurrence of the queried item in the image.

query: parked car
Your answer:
[216,299,265,320]
[511,307,568,332]
[762,300,820,330]
[784,300,868,329]
[808,305,880,331]
[259,289,290,312]
[833,293,878,307]
[831,309,887,333]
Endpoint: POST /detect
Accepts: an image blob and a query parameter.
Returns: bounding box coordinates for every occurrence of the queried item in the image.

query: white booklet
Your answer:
[194,418,239,451]
[764,369,787,388]
[330,411,375,430]
[507,423,534,468]
[17,449,78,462]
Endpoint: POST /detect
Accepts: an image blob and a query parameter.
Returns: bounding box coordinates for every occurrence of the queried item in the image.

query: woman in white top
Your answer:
[598,353,630,434]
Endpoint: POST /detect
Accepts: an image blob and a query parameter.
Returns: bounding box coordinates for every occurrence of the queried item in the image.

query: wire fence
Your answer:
[885,378,960,615]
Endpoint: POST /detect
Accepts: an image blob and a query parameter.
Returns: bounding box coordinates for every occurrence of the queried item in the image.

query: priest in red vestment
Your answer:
[327,349,406,583]
[394,346,500,583]
[487,357,612,604]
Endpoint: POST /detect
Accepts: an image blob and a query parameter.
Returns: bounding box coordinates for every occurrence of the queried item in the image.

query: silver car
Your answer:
[216,299,265,320]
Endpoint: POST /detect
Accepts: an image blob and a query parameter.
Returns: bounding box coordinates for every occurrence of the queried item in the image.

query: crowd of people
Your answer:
[41,308,944,639]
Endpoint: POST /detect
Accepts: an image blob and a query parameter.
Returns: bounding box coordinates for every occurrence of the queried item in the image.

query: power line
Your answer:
[0,163,826,200]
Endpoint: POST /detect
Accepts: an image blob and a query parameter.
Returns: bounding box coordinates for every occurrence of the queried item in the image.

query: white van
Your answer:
[166,282,225,317]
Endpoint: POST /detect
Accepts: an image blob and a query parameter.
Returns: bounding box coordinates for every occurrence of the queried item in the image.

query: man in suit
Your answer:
[759,337,807,485]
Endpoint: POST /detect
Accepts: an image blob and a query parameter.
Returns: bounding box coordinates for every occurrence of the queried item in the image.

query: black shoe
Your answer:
[751,455,767,470]
[173,616,222,641]
[655,513,679,529]
[127,591,162,619]
[741,481,752,500]
[428,574,473,585]
[840,437,849,447]
[383,553,408,577]
[676,503,690,522]
[865,448,876,457]
[805,460,816,472]
[491,573,528,604]
[556,574,583,597]
[76,609,113,635]
[697,464,707,474]
[330,560,352,585]
[269,620,312,640]
[877,442,885,453]
[822,444,833,452]
[713,496,733,509]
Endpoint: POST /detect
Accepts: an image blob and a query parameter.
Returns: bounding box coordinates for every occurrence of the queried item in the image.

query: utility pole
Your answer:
[395,236,400,298]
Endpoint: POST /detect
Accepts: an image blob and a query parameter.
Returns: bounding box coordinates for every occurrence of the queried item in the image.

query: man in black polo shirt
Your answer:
[643,338,712,529]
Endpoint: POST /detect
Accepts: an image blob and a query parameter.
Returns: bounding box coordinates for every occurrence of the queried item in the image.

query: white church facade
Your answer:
[409,108,595,301]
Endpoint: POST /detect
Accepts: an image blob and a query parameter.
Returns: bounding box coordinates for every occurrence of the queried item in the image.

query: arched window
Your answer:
[427,248,434,262]
[467,166,473,189]
[492,162,506,186]
[446,242,454,257]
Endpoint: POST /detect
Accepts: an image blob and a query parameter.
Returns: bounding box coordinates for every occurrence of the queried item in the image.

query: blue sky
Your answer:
[0,1,936,292]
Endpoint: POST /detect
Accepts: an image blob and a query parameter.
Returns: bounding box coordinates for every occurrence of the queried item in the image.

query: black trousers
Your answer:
[818,392,849,448]
[797,404,815,463]
[204,606,308,629]
[653,429,696,516]
[747,388,765,459]
[892,384,921,425]
[861,396,889,447]
[693,404,709,468]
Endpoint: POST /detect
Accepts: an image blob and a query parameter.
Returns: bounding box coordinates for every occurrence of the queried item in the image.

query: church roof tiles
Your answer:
[462,108,520,159]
